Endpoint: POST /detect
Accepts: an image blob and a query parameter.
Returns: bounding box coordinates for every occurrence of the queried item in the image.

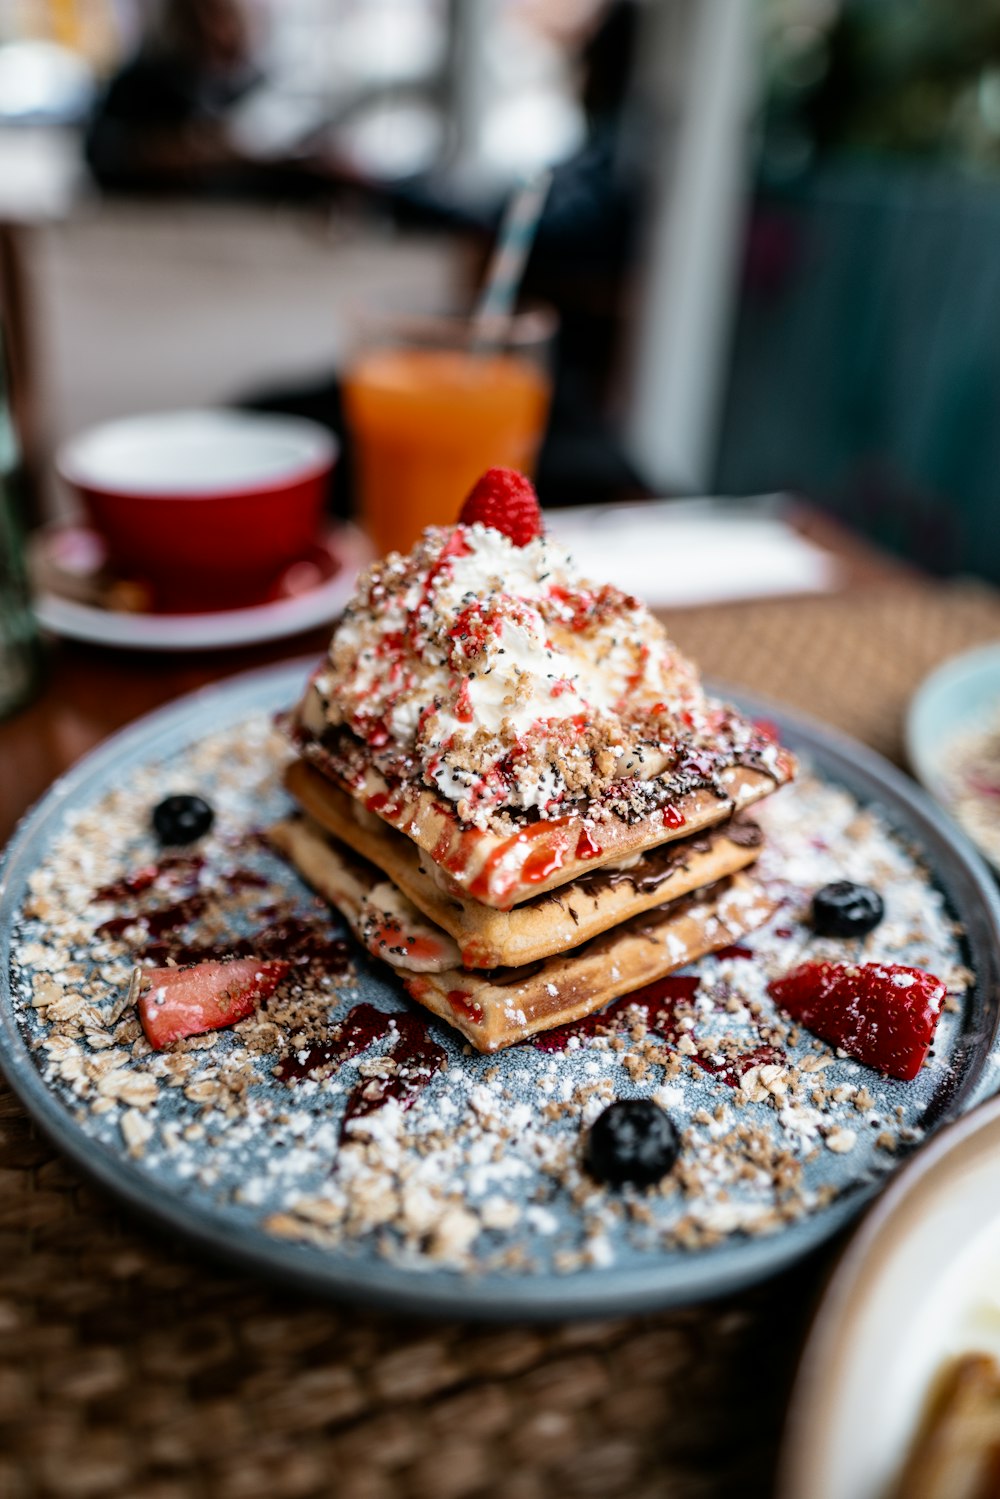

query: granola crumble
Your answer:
[6,711,973,1277]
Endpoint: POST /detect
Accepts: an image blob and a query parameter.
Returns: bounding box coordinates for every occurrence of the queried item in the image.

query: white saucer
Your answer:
[33,525,371,652]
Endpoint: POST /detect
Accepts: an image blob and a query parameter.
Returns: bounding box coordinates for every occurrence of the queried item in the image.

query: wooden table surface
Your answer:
[0,630,331,847]
[4,527,1000,1499]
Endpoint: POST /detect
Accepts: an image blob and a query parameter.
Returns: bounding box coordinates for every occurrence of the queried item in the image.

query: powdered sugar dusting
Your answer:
[5,709,975,1279]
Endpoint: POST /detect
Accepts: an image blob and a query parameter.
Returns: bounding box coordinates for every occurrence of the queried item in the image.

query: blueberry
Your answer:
[811,881,884,938]
[584,1099,680,1187]
[152,794,214,845]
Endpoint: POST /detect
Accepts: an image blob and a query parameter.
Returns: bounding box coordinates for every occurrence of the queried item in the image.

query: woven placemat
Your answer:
[671,578,1000,764]
[3,579,1000,1499]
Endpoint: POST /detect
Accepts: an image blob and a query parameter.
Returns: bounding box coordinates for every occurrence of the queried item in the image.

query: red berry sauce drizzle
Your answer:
[89,848,433,1138]
[92,852,205,903]
[92,849,352,972]
[96,892,209,943]
[575,826,602,861]
[138,915,352,971]
[446,990,485,1025]
[532,960,785,1086]
[275,1003,447,1139]
[274,1002,393,1082]
[532,975,699,1053]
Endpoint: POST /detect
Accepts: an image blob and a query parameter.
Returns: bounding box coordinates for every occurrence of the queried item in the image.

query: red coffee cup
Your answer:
[58,410,338,612]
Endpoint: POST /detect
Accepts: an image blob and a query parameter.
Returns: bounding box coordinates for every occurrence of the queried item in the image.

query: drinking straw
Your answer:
[471,170,552,353]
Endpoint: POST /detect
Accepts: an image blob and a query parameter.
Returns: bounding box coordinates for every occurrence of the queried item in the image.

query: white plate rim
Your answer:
[778,1089,1000,1499]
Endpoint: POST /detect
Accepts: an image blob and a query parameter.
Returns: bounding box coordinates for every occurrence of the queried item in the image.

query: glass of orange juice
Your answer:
[343,306,555,557]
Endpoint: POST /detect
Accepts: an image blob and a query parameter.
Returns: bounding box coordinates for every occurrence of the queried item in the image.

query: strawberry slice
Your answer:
[137,957,290,1050]
[768,960,947,1081]
[458,468,543,546]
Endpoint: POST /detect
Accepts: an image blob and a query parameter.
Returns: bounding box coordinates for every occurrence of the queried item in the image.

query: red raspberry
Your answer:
[458,468,543,546]
[769,960,946,1081]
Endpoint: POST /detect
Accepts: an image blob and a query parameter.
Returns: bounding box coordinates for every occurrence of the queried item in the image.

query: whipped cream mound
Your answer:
[304,521,742,826]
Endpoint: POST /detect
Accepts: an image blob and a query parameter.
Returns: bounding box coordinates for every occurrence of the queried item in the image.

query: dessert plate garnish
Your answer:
[458,466,544,545]
[769,961,947,1082]
[2,660,999,1317]
[584,1099,682,1187]
[137,957,291,1049]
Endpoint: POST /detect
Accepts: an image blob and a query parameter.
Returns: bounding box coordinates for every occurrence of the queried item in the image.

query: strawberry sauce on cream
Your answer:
[298,522,783,835]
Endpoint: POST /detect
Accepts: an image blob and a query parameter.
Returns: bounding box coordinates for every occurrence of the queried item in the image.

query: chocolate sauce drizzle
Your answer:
[298,705,785,837]
[523,818,762,911]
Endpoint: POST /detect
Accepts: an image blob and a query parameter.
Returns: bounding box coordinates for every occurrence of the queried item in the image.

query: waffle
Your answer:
[282,760,765,967]
[270,815,462,974]
[270,815,777,1052]
[280,504,794,1048]
[288,741,788,911]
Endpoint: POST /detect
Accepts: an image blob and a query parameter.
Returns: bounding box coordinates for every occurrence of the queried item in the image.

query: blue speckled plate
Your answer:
[2,660,1000,1320]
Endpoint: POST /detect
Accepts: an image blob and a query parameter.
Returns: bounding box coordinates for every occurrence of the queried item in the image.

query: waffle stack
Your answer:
[272,478,795,1052]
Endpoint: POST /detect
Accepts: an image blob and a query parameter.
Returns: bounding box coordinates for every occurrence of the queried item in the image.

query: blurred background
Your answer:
[2,0,1000,588]
[6,15,1000,1493]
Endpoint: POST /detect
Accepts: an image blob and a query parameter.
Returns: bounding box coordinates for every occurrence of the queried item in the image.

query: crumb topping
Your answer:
[300,523,775,830]
[6,712,973,1278]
